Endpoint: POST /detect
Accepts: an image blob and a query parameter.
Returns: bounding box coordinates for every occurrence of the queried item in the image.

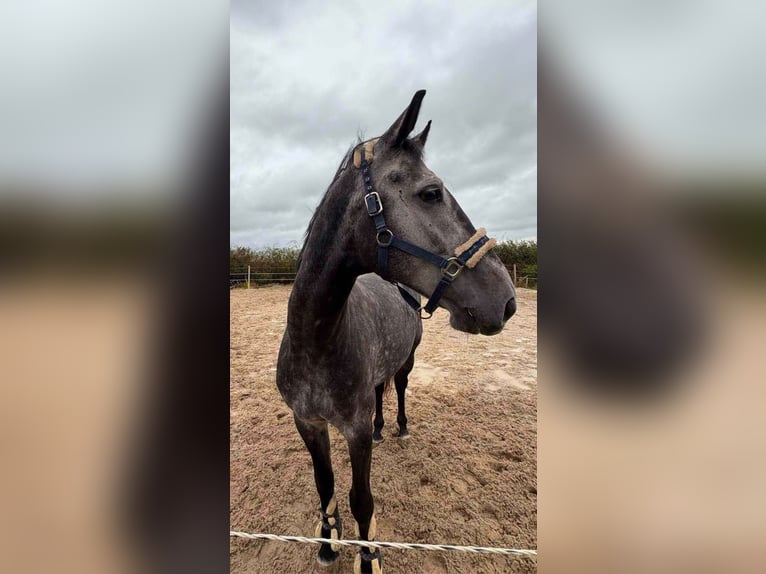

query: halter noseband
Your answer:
[356,141,496,319]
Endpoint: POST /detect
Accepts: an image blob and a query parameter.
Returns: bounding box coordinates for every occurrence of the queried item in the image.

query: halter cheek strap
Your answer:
[358,142,496,318]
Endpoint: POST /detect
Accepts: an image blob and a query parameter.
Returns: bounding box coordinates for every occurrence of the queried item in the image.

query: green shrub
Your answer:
[230,239,537,286]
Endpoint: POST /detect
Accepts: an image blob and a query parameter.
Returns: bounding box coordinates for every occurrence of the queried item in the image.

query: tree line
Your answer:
[231,240,537,278]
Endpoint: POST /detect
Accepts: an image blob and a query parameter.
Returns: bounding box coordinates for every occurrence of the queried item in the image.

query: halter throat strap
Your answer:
[358,143,495,318]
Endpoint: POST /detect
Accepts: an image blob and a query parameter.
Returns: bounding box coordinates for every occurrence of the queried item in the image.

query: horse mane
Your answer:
[296,142,357,271]
[295,135,424,271]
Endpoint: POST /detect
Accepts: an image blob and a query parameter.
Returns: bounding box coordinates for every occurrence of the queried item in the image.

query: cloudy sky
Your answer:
[231,0,536,248]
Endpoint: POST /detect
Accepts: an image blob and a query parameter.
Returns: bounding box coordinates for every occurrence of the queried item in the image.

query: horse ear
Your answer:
[381,90,426,147]
[414,120,431,146]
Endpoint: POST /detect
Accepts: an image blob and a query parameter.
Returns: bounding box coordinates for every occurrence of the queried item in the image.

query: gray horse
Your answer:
[276,90,516,573]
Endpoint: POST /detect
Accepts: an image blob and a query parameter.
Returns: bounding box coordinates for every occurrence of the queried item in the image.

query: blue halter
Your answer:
[358,147,492,319]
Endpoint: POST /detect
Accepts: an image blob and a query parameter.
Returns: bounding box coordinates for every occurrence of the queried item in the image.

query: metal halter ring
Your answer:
[376,229,394,247]
[418,307,433,320]
[442,257,464,278]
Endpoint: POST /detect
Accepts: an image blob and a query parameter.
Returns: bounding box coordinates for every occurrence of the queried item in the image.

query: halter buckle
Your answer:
[442,257,464,278]
[364,192,383,216]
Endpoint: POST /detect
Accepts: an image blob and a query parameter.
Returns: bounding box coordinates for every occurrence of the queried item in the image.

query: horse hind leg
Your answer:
[394,352,415,439]
[293,415,342,566]
[372,383,385,444]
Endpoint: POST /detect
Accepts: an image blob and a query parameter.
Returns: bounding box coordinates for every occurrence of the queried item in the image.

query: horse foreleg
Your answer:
[347,426,382,574]
[293,415,341,566]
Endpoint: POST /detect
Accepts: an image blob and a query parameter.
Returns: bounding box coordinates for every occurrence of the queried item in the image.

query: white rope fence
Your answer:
[230,531,537,558]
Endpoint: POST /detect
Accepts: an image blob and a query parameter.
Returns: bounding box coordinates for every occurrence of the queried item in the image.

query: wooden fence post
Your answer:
[512,264,517,286]
[247,265,251,289]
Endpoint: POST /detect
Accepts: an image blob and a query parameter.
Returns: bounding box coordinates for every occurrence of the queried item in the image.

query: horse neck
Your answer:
[287,190,366,343]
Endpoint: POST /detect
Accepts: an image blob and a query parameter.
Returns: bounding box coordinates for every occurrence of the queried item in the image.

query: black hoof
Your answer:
[372,431,385,444]
[316,544,340,566]
[316,510,342,566]
[396,427,410,440]
[354,548,382,574]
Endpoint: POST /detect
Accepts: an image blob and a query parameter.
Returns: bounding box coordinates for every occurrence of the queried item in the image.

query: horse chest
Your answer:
[277,337,405,416]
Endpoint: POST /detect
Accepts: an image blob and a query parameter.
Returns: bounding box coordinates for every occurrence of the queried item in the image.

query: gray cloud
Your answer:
[231,0,537,248]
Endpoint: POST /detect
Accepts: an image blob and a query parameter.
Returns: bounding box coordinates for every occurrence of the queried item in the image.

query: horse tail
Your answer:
[383,377,394,398]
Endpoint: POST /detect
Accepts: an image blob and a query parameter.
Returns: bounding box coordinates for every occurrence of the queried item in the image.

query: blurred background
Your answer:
[539,1,766,573]
[0,1,228,573]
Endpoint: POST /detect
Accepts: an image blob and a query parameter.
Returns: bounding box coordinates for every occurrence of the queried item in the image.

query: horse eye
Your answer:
[418,187,442,203]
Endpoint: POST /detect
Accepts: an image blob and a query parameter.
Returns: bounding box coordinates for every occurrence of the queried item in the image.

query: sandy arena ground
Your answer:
[230,284,537,573]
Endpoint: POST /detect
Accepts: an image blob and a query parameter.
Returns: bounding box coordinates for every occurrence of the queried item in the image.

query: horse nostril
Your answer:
[503,297,516,321]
